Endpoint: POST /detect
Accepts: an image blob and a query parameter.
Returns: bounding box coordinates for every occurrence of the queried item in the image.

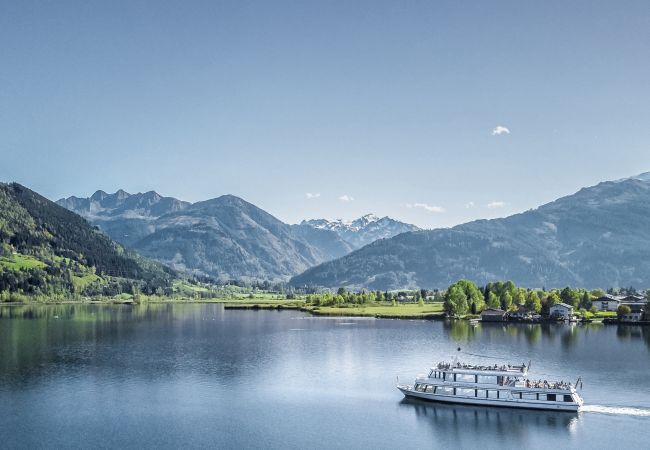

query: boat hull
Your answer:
[398,386,580,412]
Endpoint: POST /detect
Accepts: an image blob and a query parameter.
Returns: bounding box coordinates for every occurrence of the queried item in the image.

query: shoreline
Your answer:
[2,300,649,325]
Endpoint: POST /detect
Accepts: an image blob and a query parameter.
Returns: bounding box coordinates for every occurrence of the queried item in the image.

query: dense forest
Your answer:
[0,182,176,300]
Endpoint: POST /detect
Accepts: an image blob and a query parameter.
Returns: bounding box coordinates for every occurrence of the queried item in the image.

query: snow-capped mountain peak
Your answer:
[301,214,419,249]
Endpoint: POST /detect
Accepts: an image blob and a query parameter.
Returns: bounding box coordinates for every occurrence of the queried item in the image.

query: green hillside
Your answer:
[0,182,176,300]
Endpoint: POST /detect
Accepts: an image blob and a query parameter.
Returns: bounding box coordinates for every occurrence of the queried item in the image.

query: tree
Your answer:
[590,288,606,298]
[501,291,513,311]
[579,291,592,310]
[547,291,561,305]
[487,292,501,309]
[514,289,526,306]
[560,286,580,308]
[525,291,542,313]
[457,280,484,310]
[444,285,469,316]
[617,304,631,320]
[337,287,347,296]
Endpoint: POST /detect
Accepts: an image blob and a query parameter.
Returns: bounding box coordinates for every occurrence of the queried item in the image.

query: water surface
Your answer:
[1,304,648,449]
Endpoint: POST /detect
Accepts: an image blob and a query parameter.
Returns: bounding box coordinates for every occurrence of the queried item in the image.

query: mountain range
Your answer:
[301,214,419,249]
[57,191,416,281]
[291,174,650,290]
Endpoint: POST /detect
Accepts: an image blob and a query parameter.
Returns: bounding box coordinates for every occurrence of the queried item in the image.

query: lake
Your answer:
[1,304,649,449]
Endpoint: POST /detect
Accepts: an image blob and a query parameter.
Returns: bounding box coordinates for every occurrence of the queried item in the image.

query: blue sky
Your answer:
[1,1,649,228]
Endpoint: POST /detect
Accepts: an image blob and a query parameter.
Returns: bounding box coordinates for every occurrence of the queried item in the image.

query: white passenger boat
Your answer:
[398,359,583,411]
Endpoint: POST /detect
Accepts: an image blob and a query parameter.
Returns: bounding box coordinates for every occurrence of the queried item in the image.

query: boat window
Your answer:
[477,375,498,384]
[522,393,536,401]
[457,388,474,397]
[456,374,475,383]
[437,387,454,395]
[564,395,573,402]
[487,390,498,399]
[475,389,486,398]
[425,385,434,393]
[547,394,556,402]
[414,384,423,392]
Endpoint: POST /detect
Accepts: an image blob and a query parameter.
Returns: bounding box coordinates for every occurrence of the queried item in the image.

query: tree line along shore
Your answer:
[6,278,647,324]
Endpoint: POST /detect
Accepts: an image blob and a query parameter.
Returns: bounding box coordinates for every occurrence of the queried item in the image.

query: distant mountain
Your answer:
[292,174,650,290]
[58,190,190,246]
[58,191,352,281]
[1,183,175,297]
[301,214,420,249]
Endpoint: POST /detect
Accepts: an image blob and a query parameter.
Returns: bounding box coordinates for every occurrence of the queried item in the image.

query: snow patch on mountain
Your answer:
[301,214,419,249]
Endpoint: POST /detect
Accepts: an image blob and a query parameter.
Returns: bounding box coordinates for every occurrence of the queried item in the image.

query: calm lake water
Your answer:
[1,304,649,449]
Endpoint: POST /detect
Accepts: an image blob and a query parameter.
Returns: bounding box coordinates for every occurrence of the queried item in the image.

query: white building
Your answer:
[619,302,645,323]
[549,303,574,319]
[591,295,621,312]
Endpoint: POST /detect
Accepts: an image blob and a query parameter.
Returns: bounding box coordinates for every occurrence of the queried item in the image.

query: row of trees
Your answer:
[444,279,649,317]
[306,287,444,307]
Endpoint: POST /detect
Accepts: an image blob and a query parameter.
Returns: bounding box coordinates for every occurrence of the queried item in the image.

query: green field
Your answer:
[305,302,445,319]
[0,253,46,270]
[71,273,103,291]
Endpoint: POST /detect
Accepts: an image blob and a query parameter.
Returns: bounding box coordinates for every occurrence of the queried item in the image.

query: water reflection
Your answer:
[0,303,278,386]
[616,324,650,349]
[400,397,578,442]
[441,320,650,350]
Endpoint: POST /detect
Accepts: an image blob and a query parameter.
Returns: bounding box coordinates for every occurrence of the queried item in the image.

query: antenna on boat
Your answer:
[575,376,583,390]
[452,347,461,364]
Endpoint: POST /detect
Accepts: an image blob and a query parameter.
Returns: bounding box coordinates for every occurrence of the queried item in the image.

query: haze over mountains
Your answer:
[292,174,650,290]
[57,191,417,281]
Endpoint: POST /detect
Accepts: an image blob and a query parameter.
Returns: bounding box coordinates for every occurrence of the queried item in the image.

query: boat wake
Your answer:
[582,405,650,417]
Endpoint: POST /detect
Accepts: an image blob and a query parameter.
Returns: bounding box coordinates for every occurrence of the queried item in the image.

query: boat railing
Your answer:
[519,379,572,390]
[436,362,526,373]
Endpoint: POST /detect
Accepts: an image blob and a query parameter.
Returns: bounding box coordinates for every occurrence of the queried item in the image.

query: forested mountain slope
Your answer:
[0,183,175,298]
[59,191,353,281]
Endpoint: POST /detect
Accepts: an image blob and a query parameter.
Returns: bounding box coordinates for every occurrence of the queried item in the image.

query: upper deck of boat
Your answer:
[434,361,528,376]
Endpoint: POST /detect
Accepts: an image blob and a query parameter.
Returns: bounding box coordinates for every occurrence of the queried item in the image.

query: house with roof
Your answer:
[618,301,646,323]
[592,295,622,312]
[549,302,574,319]
[509,305,530,320]
[480,308,506,322]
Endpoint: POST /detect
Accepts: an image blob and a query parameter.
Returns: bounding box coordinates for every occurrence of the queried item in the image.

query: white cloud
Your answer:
[338,194,354,202]
[492,125,510,136]
[487,201,506,209]
[465,201,475,209]
[305,192,320,199]
[406,202,445,213]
